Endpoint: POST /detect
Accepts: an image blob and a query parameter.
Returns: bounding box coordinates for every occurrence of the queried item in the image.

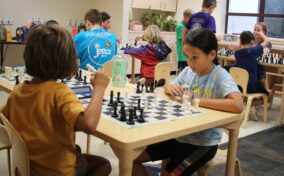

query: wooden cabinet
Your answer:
[131,0,177,12]
[161,0,177,12]
[131,0,150,9]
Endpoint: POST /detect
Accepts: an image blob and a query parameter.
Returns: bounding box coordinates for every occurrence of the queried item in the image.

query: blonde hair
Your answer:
[143,25,162,43]
[183,9,193,18]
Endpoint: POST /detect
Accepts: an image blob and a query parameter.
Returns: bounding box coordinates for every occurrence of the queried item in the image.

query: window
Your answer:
[226,0,284,38]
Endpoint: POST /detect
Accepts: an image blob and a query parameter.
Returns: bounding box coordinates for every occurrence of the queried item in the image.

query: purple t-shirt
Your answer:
[186,12,216,33]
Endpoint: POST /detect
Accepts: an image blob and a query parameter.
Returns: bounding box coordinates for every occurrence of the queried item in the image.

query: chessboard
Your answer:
[81,91,205,128]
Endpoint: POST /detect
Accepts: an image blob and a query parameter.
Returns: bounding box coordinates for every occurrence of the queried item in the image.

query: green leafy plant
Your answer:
[141,9,177,31]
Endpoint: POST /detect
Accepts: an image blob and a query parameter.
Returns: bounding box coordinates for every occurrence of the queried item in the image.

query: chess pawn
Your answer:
[193,99,200,109]
[137,109,145,123]
[127,109,135,125]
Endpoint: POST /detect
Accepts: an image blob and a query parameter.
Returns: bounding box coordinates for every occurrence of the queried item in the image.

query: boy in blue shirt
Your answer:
[234,30,270,95]
[74,9,117,70]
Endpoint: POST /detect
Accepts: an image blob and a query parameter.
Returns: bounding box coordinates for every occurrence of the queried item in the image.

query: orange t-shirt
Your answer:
[2,81,85,176]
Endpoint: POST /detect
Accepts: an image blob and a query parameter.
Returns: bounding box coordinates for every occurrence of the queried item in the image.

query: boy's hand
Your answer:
[165,84,183,96]
[91,70,110,92]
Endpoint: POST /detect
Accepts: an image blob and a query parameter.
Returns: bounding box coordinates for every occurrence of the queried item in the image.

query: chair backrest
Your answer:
[0,114,30,176]
[229,67,249,95]
[154,62,173,86]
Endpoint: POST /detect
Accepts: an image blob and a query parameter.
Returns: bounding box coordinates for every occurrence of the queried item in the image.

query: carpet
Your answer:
[144,126,284,176]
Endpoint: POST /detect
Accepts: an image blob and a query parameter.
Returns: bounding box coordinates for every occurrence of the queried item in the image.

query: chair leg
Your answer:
[242,97,253,128]
[249,107,258,121]
[263,96,268,123]
[235,159,242,176]
[86,134,91,154]
[7,149,11,176]
[268,86,276,109]
[242,97,252,128]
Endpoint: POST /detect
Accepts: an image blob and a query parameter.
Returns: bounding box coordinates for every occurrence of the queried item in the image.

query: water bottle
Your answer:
[111,52,127,87]
[0,24,7,42]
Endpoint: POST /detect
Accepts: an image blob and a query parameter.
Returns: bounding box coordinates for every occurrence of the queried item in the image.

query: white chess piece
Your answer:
[153,92,157,108]
[5,66,13,79]
[125,92,128,102]
[144,99,148,111]
[194,99,200,109]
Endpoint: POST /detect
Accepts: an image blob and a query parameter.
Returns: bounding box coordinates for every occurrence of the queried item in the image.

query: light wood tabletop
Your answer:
[0,73,242,176]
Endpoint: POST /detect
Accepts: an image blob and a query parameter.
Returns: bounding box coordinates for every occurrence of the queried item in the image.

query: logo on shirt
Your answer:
[88,36,115,68]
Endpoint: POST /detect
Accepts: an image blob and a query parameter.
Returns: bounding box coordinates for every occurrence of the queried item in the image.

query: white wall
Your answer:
[0,0,93,66]
[175,0,227,34]
[92,0,123,36]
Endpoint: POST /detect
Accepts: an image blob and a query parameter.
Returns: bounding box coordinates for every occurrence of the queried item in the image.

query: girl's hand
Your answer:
[165,84,184,96]
[91,70,110,92]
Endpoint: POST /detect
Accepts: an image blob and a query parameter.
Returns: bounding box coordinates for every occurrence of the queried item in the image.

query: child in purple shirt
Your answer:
[182,0,217,41]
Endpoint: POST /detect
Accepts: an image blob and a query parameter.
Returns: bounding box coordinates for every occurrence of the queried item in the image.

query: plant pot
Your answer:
[169,24,176,32]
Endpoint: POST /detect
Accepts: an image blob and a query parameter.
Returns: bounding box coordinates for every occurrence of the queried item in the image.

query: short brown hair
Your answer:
[85,9,102,25]
[202,0,217,8]
[143,25,162,43]
[24,25,78,80]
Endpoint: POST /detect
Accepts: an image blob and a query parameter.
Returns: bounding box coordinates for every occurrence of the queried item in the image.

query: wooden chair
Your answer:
[0,120,11,176]
[229,67,268,128]
[0,114,30,176]
[154,62,173,87]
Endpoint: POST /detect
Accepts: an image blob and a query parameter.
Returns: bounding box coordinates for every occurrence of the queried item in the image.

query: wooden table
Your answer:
[0,75,242,176]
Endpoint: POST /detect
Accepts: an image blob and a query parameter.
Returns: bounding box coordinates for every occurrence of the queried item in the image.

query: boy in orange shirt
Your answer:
[1,24,111,176]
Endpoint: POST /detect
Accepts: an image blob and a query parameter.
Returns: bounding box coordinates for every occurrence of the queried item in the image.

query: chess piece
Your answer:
[144,99,148,111]
[124,92,128,102]
[133,107,138,119]
[111,102,119,118]
[194,99,200,109]
[117,92,122,103]
[136,82,141,94]
[127,109,135,125]
[119,104,127,122]
[61,79,65,83]
[83,76,87,84]
[137,99,141,110]
[15,75,20,85]
[141,84,144,93]
[150,82,154,93]
[119,102,124,113]
[137,109,145,123]
[108,91,114,106]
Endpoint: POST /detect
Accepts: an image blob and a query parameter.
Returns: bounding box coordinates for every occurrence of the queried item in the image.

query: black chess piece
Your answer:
[15,75,19,85]
[127,109,135,125]
[150,82,154,93]
[133,107,138,119]
[108,91,114,106]
[119,102,124,113]
[145,84,149,93]
[136,82,141,94]
[137,99,141,110]
[61,79,65,83]
[83,76,87,84]
[117,92,122,103]
[119,104,127,121]
[111,102,119,118]
[75,70,79,79]
[137,109,145,123]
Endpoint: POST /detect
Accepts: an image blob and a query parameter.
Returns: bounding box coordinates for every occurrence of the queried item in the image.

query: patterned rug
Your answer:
[144,125,284,176]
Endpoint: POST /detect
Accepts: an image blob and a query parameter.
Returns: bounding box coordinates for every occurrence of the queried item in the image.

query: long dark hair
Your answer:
[184,28,219,65]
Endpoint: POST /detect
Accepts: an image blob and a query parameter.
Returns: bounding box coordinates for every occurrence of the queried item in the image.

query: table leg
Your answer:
[0,43,4,73]
[110,145,146,176]
[225,125,240,176]
[130,57,136,84]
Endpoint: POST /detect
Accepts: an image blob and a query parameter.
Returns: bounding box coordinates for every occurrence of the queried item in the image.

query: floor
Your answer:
[0,89,282,176]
